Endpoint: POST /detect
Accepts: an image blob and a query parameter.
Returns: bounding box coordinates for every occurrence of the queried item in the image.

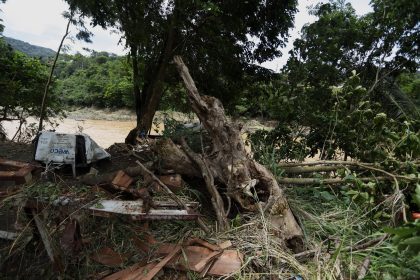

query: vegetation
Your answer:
[0,37,62,141]
[64,0,299,139]
[0,0,419,278]
[54,52,133,108]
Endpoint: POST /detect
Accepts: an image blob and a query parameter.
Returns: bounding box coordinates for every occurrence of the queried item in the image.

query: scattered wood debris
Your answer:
[0,158,38,186]
[112,170,134,189]
[105,237,243,279]
[31,209,64,273]
[60,219,83,255]
[90,247,130,267]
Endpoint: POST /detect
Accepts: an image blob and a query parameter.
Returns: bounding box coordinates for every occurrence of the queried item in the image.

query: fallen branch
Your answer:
[180,138,229,230]
[281,165,362,174]
[173,55,303,244]
[279,161,418,182]
[278,161,375,167]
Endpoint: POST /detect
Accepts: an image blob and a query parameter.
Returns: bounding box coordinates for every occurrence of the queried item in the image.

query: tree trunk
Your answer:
[162,56,303,246]
[125,17,177,144]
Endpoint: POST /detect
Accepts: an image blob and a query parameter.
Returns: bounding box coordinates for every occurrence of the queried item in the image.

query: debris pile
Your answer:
[103,237,242,279]
[0,57,305,278]
[0,138,245,278]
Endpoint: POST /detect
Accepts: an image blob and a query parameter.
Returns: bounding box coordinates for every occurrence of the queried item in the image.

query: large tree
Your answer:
[277,0,419,160]
[64,0,298,142]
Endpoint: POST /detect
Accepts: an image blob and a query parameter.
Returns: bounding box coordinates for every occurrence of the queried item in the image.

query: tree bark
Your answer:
[125,16,177,144]
[171,56,303,245]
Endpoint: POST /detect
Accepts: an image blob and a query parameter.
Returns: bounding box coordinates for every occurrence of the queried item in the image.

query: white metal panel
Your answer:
[34,131,76,164]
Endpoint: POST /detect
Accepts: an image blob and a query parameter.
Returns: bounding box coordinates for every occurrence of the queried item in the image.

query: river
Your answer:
[3,109,269,150]
[3,118,149,148]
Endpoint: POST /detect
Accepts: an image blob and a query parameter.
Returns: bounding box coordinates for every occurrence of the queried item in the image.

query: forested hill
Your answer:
[3,36,55,58]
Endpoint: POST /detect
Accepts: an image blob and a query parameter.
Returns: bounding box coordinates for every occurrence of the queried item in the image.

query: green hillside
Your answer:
[3,36,55,58]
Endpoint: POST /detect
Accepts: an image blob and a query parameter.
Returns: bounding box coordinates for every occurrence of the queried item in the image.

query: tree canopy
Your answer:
[250,0,419,162]
[64,0,298,139]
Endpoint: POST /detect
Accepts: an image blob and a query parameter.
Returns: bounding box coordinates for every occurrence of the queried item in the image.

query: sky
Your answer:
[0,0,372,71]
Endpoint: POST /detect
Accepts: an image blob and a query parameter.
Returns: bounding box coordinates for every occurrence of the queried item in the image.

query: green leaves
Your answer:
[54,53,133,108]
[385,221,420,256]
[412,184,420,209]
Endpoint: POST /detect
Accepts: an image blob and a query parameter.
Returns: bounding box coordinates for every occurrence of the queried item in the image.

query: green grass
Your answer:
[1,173,418,279]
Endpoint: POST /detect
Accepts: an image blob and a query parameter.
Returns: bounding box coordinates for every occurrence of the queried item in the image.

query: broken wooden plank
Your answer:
[141,245,182,280]
[209,249,243,276]
[0,230,19,240]
[102,262,150,280]
[31,210,64,273]
[0,158,36,185]
[186,238,221,251]
[112,170,133,189]
[60,219,83,254]
[155,243,243,276]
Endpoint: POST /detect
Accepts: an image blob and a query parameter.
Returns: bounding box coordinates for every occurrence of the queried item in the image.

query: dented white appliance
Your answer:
[34,131,110,176]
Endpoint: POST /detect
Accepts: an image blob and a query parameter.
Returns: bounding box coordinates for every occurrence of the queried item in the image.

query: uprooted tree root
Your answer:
[150,56,304,247]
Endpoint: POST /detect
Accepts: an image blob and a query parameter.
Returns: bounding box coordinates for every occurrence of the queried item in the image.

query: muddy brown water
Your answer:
[3,118,164,148]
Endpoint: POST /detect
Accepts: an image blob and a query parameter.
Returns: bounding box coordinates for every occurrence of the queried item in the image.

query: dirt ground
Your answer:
[0,141,35,163]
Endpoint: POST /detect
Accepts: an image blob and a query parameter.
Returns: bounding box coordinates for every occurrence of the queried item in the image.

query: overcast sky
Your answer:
[0,0,372,71]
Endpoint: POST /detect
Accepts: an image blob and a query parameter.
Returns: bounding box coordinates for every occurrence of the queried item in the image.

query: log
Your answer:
[278,176,389,185]
[180,138,228,230]
[278,160,375,167]
[281,165,361,174]
[173,56,303,245]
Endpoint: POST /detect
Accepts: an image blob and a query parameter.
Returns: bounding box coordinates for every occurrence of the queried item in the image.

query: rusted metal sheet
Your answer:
[89,200,200,220]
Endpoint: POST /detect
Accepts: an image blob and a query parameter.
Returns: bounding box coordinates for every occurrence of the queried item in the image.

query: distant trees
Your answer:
[54,52,133,108]
[64,0,299,142]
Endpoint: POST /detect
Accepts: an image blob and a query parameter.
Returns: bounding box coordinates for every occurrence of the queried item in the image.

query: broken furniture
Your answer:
[0,158,37,186]
[89,200,200,220]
